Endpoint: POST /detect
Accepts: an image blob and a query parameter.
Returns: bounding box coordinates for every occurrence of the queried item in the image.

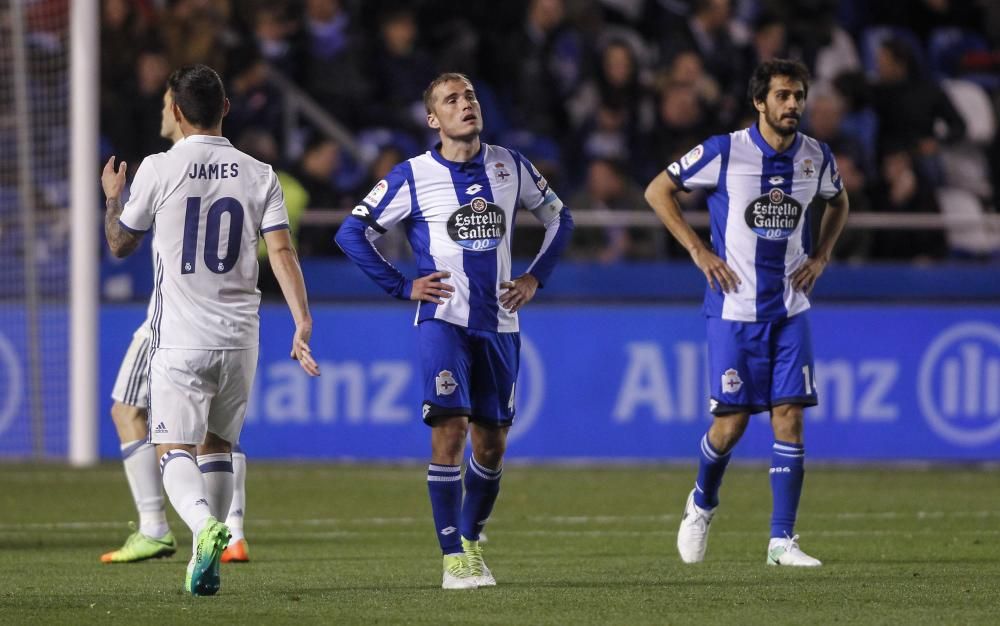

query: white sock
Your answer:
[197,453,234,522]
[226,450,247,542]
[121,440,168,538]
[159,450,213,545]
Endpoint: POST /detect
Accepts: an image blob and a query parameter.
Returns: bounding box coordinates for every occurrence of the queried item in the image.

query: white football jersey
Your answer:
[120,135,289,349]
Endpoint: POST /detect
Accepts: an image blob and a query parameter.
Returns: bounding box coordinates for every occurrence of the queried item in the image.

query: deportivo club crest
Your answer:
[802,158,815,178]
[722,368,743,394]
[436,370,458,396]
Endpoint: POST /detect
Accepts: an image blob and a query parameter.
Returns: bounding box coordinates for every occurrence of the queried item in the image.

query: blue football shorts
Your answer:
[706,312,818,416]
[417,319,520,428]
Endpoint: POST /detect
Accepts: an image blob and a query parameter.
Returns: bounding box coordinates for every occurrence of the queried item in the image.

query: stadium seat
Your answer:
[928,28,989,80]
[935,186,1000,257]
[940,79,996,145]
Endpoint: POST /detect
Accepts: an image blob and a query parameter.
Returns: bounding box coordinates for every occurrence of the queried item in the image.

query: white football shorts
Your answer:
[147,347,259,445]
[111,325,152,408]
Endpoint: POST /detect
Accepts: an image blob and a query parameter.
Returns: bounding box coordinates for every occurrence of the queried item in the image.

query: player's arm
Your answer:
[500,155,575,313]
[790,189,850,293]
[263,227,320,376]
[101,157,143,258]
[644,171,739,293]
[335,171,454,304]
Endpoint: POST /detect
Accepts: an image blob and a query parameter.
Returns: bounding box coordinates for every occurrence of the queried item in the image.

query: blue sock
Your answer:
[460,456,502,541]
[693,433,731,510]
[770,440,805,538]
[427,463,463,554]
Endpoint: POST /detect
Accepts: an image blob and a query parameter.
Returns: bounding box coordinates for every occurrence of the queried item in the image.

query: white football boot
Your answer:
[442,553,479,589]
[677,489,716,563]
[766,534,822,567]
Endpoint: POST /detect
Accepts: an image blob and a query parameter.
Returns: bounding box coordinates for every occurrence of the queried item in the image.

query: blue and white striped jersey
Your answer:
[667,124,843,322]
[335,143,574,332]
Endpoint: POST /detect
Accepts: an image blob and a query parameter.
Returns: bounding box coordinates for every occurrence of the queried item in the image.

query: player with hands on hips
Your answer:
[336,72,573,589]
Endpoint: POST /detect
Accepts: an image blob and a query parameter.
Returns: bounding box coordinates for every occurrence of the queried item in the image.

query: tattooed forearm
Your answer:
[104,197,142,258]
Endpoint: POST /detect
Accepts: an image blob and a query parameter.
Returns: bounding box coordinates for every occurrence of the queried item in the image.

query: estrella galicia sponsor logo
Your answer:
[919,322,1000,446]
[744,187,803,240]
[447,197,506,251]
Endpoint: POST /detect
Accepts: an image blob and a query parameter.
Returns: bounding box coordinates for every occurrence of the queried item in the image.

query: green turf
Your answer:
[1,463,998,624]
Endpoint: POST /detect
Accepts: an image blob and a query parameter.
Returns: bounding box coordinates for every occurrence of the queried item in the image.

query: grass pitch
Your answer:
[1,463,998,625]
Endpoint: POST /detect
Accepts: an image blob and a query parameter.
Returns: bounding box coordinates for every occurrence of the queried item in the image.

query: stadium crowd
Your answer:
[91,0,1000,262]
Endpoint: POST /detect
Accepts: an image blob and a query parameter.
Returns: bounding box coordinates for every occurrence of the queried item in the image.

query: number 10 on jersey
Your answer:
[181,196,245,275]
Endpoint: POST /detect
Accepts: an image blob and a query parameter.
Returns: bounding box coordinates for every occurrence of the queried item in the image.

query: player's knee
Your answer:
[110,402,148,441]
[199,431,233,455]
[472,440,506,468]
[709,414,749,452]
[431,417,469,459]
[770,405,804,442]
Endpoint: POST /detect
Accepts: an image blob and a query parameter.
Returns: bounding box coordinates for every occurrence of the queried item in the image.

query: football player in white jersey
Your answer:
[645,59,849,567]
[101,65,319,596]
[101,88,254,565]
[336,73,573,589]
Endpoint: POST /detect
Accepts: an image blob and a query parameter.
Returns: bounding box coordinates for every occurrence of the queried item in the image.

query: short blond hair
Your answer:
[423,72,473,114]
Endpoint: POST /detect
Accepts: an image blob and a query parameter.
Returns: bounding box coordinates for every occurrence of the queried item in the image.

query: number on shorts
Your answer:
[802,364,814,395]
[181,196,245,274]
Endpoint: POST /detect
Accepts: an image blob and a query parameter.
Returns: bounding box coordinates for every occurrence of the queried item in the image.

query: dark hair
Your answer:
[747,58,810,106]
[422,72,472,113]
[167,64,226,129]
[879,37,914,76]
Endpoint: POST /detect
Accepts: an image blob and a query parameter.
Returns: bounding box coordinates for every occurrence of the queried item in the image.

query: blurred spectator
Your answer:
[771,0,860,88]
[301,0,370,127]
[224,55,284,147]
[101,0,152,91]
[102,48,172,169]
[569,39,654,135]
[569,158,658,262]
[872,37,966,185]
[661,0,747,126]
[161,0,231,71]
[500,0,583,137]
[871,147,948,261]
[248,2,305,79]
[365,7,438,137]
[823,150,873,262]
[641,81,714,182]
[803,91,866,170]
[746,12,787,66]
[292,134,346,256]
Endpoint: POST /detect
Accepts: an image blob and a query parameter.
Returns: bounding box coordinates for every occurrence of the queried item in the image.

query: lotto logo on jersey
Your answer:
[745,187,803,240]
[447,197,506,251]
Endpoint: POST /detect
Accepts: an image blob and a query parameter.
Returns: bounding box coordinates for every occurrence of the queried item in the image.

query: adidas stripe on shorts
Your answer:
[111,325,152,408]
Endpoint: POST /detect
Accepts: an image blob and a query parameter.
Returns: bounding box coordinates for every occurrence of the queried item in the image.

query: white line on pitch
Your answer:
[3,510,1000,532]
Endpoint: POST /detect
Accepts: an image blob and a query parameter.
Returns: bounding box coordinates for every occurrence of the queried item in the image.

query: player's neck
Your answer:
[180,122,223,138]
[438,136,481,163]
[757,121,795,153]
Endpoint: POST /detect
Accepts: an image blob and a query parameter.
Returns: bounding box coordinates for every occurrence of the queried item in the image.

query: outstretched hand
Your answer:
[500,274,539,313]
[102,156,127,200]
[291,322,320,376]
[410,271,455,304]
